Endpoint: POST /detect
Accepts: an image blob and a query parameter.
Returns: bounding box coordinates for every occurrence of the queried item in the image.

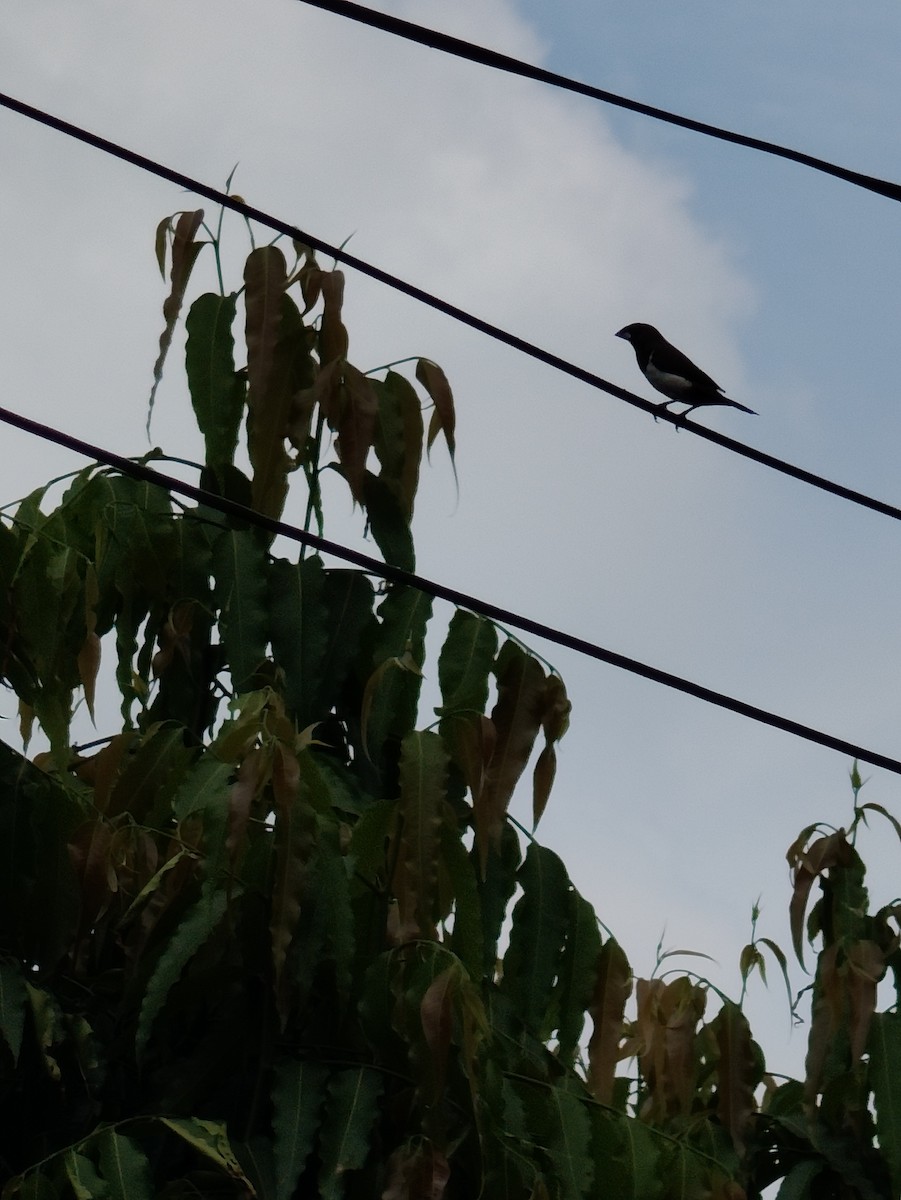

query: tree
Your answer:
[0,205,899,1199]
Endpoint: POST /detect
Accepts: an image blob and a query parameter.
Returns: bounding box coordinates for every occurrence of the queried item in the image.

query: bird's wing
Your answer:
[650,341,723,393]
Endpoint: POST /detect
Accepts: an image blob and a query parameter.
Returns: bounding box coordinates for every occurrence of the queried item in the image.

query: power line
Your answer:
[2,91,901,529]
[1,401,898,776]
[295,0,901,207]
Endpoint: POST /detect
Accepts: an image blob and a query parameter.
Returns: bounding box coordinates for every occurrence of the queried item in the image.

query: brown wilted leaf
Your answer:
[417,359,456,467]
[336,364,378,505]
[786,829,852,969]
[150,210,205,422]
[319,270,348,365]
[420,966,457,1105]
[712,1001,757,1157]
[847,938,885,1063]
[475,642,545,879]
[245,245,287,406]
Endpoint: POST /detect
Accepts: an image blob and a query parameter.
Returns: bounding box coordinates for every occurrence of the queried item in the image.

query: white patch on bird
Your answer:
[645,361,692,397]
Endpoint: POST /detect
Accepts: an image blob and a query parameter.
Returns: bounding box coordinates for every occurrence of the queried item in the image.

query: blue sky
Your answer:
[3,0,901,1081]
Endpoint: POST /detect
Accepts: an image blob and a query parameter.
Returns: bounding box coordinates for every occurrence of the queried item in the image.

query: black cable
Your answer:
[1,401,898,775]
[2,90,901,527]
[296,0,901,206]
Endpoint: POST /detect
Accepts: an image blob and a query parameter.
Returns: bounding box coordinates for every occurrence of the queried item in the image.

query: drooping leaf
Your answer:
[335,364,378,506]
[362,471,416,571]
[317,1066,383,1200]
[372,370,424,520]
[271,1059,329,1200]
[149,209,206,425]
[158,1117,254,1189]
[501,843,571,1037]
[185,291,245,466]
[532,674,570,830]
[417,358,456,471]
[475,640,546,878]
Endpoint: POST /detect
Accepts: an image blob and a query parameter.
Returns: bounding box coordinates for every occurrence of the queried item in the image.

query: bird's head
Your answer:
[616,322,662,346]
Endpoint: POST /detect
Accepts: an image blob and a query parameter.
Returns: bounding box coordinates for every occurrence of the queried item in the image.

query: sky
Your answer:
[3,0,901,1083]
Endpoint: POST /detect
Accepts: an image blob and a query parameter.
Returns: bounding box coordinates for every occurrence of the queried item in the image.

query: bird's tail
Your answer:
[726,398,757,415]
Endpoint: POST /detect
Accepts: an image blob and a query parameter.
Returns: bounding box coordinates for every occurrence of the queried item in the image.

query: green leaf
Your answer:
[477,821,521,979]
[212,528,270,693]
[869,1010,901,1197]
[775,1158,824,1199]
[437,610,498,716]
[554,890,602,1065]
[318,1067,383,1200]
[362,471,416,572]
[0,959,28,1064]
[158,1117,254,1189]
[501,843,571,1037]
[136,887,228,1058]
[548,1087,594,1200]
[64,1150,108,1200]
[269,554,329,729]
[96,1129,152,1200]
[362,586,432,772]
[270,745,317,1019]
[393,731,449,940]
[271,1059,329,1200]
[372,370,424,520]
[475,640,546,877]
[185,291,244,466]
[587,937,631,1105]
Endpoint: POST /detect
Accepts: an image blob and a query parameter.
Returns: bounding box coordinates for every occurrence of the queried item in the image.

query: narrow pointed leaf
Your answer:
[185,291,244,465]
[136,888,228,1058]
[149,209,205,421]
[393,731,449,940]
[501,843,570,1036]
[587,938,632,1104]
[212,528,270,693]
[318,1067,383,1200]
[271,1059,329,1200]
[0,960,28,1064]
[711,1001,757,1156]
[868,1010,901,1198]
[97,1129,153,1200]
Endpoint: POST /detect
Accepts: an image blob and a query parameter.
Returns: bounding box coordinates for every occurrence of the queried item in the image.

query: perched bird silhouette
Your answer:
[616,323,756,423]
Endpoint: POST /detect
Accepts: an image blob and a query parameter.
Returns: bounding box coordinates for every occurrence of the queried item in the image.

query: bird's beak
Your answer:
[615,328,630,341]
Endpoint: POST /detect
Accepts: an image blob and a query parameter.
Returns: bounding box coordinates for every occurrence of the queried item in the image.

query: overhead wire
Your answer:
[1,400,900,776]
[2,91,901,527]
[295,0,901,207]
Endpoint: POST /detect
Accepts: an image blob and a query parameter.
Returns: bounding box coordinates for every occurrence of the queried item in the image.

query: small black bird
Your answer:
[616,322,756,423]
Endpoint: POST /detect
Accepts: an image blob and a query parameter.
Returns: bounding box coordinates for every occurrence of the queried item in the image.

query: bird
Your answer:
[615,323,756,424]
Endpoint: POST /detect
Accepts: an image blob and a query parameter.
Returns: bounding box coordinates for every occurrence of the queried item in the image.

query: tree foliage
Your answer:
[0,208,899,1199]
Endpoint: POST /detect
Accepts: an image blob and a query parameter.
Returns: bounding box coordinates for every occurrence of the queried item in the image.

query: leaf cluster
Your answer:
[0,208,898,1200]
